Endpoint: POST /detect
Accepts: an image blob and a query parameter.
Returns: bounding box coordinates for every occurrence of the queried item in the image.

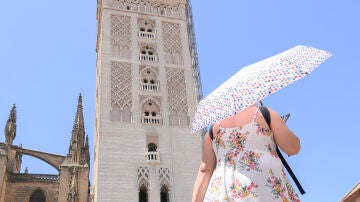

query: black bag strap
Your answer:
[259,106,306,195]
[209,125,214,140]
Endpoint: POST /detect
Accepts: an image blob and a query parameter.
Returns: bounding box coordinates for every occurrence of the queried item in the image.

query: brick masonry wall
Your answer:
[4,181,59,202]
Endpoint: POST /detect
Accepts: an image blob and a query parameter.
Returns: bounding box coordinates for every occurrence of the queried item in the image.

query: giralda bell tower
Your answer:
[92,0,203,201]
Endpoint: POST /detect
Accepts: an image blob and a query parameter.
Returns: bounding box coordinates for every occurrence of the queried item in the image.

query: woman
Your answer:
[192,104,301,202]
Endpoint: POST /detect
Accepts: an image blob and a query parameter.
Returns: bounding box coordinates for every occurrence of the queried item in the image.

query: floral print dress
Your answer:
[204,109,300,202]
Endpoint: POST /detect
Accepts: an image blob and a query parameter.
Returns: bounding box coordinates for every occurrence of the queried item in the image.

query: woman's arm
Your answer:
[192,132,216,202]
[269,108,301,156]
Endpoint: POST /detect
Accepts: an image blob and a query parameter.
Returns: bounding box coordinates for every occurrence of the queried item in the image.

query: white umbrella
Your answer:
[192,45,332,133]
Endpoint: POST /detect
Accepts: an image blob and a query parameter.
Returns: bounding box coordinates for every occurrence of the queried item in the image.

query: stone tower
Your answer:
[92,0,203,201]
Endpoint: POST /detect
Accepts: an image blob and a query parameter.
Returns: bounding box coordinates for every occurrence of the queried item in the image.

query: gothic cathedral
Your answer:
[92,0,203,201]
[0,96,90,202]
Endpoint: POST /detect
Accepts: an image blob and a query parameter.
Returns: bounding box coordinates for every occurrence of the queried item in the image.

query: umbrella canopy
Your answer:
[192,45,332,133]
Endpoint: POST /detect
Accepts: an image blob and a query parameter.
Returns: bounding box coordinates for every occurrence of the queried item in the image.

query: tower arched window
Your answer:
[30,189,46,202]
[148,143,157,152]
[139,20,155,39]
[146,136,160,163]
[139,45,157,62]
[160,185,170,202]
[139,184,148,202]
[110,104,132,122]
[140,68,159,91]
[142,100,161,125]
[146,143,159,162]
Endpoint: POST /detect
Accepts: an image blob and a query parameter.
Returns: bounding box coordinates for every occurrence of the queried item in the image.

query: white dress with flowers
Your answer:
[204,109,300,202]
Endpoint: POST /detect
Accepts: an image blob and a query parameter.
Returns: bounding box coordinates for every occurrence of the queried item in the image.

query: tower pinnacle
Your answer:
[68,94,89,165]
[73,94,84,133]
[4,104,17,145]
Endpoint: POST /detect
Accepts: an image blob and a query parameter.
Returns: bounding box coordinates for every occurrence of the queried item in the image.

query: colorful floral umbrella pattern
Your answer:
[192,45,332,133]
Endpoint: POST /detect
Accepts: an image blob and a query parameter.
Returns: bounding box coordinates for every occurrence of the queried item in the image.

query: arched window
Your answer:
[30,189,46,202]
[148,143,157,152]
[142,99,161,125]
[111,104,121,121]
[169,110,178,126]
[139,185,148,202]
[179,110,188,126]
[160,185,169,202]
[122,105,132,123]
[140,68,159,91]
[110,104,131,122]
[139,20,155,39]
[141,46,154,55]
[139,45,157,62]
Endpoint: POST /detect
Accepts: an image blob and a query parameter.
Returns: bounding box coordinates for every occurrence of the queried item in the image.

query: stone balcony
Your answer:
[146,151,160,164]
[142,115,162,125]
[139,31,155,39]
[140,82,160,92]
[139,54,157,62]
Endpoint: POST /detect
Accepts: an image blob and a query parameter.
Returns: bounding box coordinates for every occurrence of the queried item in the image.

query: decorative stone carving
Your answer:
[166,68,188,125]
[4,105,16,145]
[111,14,131,58]
[110,0,182,18]
[111,62,132,109]
[158,167,170,184]
[137,166,150,186]
[162,22,183,64]
[148,0,185,4]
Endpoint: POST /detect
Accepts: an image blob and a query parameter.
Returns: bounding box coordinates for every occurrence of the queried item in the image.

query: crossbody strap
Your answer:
[259,106,306,195]
[209,125,214,140]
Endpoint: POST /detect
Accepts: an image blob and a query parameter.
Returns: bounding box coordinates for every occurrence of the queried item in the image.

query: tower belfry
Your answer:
[92,0,203,201]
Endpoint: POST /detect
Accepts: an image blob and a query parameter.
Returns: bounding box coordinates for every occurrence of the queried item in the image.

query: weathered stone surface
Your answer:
[92,0,202,201]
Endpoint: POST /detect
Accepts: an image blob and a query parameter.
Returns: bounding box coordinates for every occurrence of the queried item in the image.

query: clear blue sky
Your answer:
[1,1,359,201]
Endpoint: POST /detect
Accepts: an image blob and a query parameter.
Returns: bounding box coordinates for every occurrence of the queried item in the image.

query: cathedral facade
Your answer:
[0,96,90,202]
[91,0,203,201]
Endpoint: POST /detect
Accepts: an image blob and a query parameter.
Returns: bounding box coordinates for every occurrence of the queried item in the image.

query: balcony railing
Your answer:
[142,115,162,125]
[139,54,157,62]
[146,151,160,164]
[139,31,155,39]
[140,82,160,92]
